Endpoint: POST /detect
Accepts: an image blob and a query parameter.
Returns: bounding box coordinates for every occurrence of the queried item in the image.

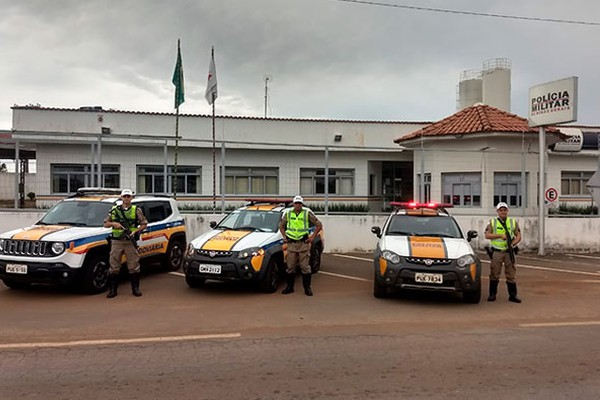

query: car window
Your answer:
[39,201,113,227]
[138,201,171,223]
[386,215,462,238]
[218,210,280,232]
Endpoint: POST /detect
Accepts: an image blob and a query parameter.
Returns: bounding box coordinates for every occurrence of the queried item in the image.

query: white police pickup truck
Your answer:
[0,188,186,293]
[371,202,482,303]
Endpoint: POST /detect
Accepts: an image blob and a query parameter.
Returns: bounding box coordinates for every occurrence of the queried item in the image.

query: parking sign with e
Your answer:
[545,188,558,202]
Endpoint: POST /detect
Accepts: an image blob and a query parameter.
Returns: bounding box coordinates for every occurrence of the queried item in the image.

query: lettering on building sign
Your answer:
[531,91,570,115]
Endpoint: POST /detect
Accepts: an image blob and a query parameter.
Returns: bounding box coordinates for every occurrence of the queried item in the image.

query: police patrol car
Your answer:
[0,188,186,293]
[183,199,324,293]
[371,202,481,303]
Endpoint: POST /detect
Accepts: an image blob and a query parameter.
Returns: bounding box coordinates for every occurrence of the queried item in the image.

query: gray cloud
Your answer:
[1,0,599,129]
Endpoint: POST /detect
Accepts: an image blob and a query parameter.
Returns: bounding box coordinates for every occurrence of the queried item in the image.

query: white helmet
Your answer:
[292,195,304,204]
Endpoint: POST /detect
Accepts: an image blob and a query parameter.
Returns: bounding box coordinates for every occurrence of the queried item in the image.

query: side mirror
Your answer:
[467,230,478,242]
[209,221,217,229]
[371,226,381,238]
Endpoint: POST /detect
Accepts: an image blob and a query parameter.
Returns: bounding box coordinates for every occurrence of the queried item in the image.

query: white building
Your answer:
[4,103,599,214]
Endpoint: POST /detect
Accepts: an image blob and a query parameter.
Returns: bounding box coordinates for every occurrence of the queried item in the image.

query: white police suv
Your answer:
[183,199,324,293]
[0,188,186,293]
[371,202,481,303]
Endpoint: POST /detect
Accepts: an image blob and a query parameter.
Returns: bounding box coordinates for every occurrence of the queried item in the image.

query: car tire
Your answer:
[258,258,280,293]
[162,239,185,271]
[2,279,31,290]
[309,243,322,274]
[185,274,206,289]
[81,255,109,294]
[463,285,481,304]
[373,278,388,298]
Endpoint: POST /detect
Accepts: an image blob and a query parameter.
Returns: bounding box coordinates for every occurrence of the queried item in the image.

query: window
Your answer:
[137,165,201,195]
[561,171,593,195]
[442,173,481,207]
[224,167,278,195]
[416,173,431,203]
[138,201,173,223]
[494,172,527,207]
[300,169,354,195]
[51,164,119,194]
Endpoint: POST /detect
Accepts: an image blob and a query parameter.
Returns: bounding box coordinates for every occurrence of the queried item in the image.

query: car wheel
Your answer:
[81,255,109,294]
[185,274,206,289]
[309,243,322,274]
[259,258,280,293]
[463,284,481,304]
[163,239,185,271]
[2,279,31,290]
[373,278,388,298]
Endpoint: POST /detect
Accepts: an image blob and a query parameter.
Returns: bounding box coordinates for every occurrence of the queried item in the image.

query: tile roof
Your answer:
[395,103,560,143]
[11,106,431,126]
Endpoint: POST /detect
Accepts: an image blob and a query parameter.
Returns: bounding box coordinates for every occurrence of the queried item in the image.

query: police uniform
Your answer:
[279,196,323,296]
[485,202,522,303]
[104,195,148,298]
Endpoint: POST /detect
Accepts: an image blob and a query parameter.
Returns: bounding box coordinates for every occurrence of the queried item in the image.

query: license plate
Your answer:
[199,264,221,274]
[6,264,28,274]
[414,272,443,284]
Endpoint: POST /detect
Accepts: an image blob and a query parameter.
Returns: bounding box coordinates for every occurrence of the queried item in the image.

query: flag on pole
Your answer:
[205,47,218,105]
[172,39,185,108]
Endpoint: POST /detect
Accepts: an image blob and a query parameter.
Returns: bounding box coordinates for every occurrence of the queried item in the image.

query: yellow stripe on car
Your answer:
[201,230,252,251]
[12,225,68,241]
[408,237,447,259]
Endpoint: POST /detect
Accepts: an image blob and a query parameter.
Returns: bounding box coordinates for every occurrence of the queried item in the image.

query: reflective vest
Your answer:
[490,217,516,250]
[286,209,310,240]
[110,205,138,238]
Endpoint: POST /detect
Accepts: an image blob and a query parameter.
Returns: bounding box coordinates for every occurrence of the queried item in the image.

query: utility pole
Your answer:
[264,75,272,118]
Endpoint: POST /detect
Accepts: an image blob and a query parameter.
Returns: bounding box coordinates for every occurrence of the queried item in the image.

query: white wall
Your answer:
[1,211,598,253]
[0,173,36,199]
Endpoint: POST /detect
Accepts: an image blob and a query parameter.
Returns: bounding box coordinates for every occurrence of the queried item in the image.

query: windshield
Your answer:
[39,201,113,227]
[217,210,281,232]
[385,215,463,238]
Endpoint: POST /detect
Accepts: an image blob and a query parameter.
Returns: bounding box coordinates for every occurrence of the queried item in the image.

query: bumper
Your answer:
[0,261,81,285]
[375,260,481,293]
[183,256,265,282]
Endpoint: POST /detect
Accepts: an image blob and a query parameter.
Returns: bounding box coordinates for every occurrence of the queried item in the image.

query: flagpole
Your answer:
[212,92,216,212]
[174,106,179,200]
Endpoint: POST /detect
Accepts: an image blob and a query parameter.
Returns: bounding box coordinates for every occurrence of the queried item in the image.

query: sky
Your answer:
[1,0,599,130]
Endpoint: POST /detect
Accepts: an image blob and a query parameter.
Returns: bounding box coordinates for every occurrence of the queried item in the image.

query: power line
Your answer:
[334,0,600,26]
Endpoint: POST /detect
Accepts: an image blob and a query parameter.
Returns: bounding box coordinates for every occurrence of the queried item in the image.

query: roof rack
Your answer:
[244,198,292,206]
[69,187,123,198]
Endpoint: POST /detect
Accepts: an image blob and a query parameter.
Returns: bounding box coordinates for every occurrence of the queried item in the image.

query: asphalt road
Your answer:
[1,251,599,399]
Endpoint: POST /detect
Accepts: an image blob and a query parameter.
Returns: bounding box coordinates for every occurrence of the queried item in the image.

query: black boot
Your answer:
[130,273,142,297]
[487,280,498,302]
[507,282,522,303]
[106,275,118,298]
[302,274,313,296]
[281,273,295,294]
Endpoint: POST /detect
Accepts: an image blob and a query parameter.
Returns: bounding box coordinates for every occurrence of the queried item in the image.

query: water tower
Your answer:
[457,58,511,112]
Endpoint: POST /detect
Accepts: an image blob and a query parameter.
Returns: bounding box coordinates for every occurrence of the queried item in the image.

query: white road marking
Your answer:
[480,259,600,277]
[0,333,242,350]
[333,253,600,277]
[319,271,370,283]
[565,253,600,260]
[169,271,185,277]
[520,321,600,328]
[333,254,372,262]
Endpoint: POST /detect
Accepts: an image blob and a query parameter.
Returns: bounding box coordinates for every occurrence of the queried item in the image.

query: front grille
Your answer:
[197,249,233,258]
[406,257,452,266]
[2,240,50,257]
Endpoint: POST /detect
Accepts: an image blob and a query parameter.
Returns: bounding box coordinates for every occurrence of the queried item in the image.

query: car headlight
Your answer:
[51,242,66,255]
[186,243,196,257]
[0,239,4,251]
[456,254,475,268]
[238,247,264,259]
[381,250,401,264]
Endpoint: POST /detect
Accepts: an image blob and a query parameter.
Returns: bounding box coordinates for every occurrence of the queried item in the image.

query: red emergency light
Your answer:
[390,201,453,209]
